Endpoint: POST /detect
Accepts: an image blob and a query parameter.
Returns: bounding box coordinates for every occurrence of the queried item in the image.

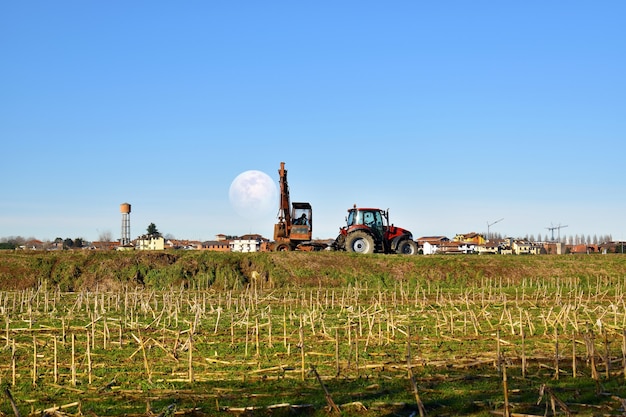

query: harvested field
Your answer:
[0,251,626,416]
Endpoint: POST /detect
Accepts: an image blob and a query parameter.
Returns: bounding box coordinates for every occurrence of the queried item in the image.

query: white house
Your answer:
[230,238,260,252]
[422,241,440,255]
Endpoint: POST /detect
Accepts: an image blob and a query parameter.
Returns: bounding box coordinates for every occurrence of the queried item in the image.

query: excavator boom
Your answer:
[277,162,291,228]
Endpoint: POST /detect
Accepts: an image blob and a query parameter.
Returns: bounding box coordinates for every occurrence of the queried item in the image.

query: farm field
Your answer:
[0,251,626,416]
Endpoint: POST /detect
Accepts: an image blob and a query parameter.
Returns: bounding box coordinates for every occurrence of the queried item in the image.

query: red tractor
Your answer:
[332,205,418,255]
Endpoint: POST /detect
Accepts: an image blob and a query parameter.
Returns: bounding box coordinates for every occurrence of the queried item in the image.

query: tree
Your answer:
[98,230,113,243]
[147,223,161,237]
[7,236,26,246]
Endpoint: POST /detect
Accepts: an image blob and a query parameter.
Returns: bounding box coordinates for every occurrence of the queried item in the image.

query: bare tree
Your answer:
[98,230,113,250]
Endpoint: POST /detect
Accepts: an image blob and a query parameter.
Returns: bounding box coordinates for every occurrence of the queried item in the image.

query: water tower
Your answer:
[120,203,131,245]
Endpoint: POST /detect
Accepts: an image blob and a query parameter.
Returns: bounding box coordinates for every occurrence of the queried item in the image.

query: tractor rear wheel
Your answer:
[275,243,292,251]
[396,239,418,255]
[345,231,375,254]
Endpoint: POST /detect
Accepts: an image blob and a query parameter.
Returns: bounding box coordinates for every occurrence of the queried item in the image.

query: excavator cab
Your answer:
[290,202,312,241]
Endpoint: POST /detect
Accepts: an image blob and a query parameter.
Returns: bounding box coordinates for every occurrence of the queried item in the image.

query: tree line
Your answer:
[0,223,164,250]
[485,232,614,245]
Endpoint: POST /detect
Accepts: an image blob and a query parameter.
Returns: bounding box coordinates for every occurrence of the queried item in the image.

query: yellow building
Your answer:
[135,235,165,250]
[453,232,485,245]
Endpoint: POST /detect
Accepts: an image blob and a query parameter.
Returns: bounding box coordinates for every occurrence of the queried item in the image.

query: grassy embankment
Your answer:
[0,250,625,416]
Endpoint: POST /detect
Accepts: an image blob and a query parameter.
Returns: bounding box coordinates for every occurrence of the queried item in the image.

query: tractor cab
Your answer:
[346,207,386,243]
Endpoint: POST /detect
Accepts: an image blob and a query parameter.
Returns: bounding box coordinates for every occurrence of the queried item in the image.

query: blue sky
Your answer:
[1,2,624,243]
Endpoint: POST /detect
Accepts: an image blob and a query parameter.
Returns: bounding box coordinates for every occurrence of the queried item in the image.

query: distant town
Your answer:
[1,231,624,255]
[2,202,623,254]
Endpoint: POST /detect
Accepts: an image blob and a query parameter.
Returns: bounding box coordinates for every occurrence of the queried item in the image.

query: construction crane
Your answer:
[546,223,568,242]
[486,218,504,240]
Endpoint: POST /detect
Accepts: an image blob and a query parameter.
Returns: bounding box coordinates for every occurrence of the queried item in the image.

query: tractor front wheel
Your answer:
[345,231,375,254]
[331,234,346,251]
[396,239,418,255]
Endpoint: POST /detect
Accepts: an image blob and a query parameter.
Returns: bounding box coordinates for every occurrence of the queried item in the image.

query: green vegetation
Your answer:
[0,242,16,250]
[0,251,625,416]
[1,250,625,292]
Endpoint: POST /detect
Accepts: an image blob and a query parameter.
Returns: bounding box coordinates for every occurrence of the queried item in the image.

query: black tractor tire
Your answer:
[396,239,418,255]
[275,243,292,252]
[345,231,376,254]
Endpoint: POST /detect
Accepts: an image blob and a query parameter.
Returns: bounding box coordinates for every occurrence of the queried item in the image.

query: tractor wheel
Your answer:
[396,239,418,255]
[275,243,292,252]
[345,231,375,254]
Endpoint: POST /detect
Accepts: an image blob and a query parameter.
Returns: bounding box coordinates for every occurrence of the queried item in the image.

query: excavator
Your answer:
[268,162,325,251]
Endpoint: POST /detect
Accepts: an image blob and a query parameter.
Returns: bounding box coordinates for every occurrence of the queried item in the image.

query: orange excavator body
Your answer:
[271,162,315,251]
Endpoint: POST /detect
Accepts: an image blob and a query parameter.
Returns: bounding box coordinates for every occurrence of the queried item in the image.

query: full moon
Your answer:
[229,170,278,219]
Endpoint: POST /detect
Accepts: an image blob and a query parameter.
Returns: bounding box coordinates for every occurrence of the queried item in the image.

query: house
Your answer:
[512,240,541,255]
[598,241,626,254]
[475,239,514,255]
[185,240,203,250]
[417,236,449,255]
[476,240,502,255]
[21,239,45,250]
[439,240,475,254]
[453,232,485,245]
[541,242,564,255]
[230,237,261,252]
[569,244,599,254]
[202,240,231,252]
[166,239,203,250]
[135,235,165,251]
[422,241,440,255]
[417,236,449,245]
[91,241,117,250]
[240,233,266,242]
